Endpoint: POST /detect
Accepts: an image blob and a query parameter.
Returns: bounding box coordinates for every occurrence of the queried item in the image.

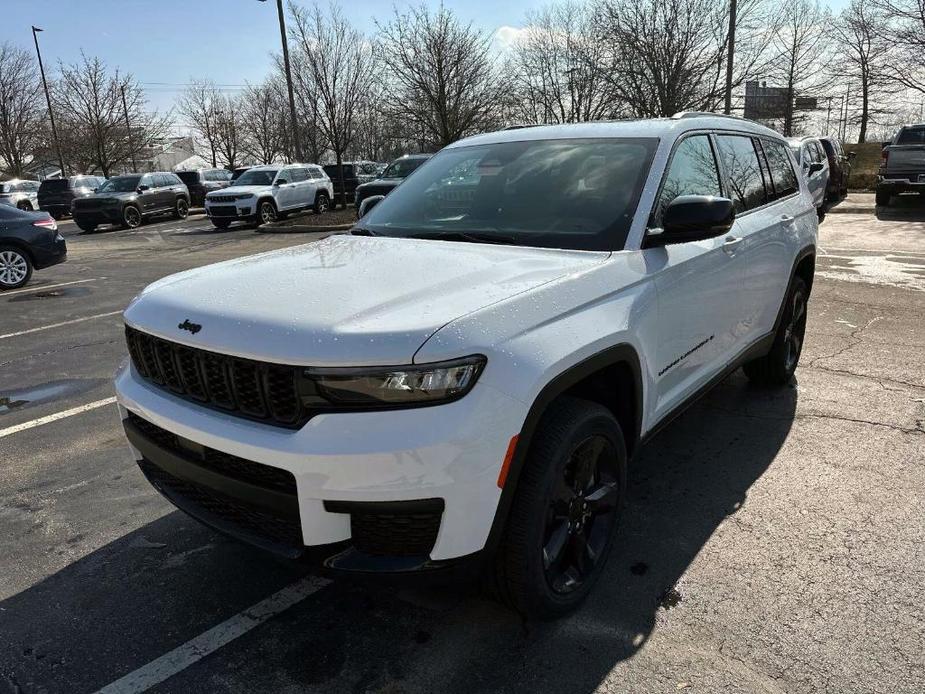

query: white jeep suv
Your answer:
[204,163,333,229]
[116,114,817,618]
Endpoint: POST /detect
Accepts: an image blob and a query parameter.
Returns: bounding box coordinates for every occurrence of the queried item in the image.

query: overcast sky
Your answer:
[3,0,853,115]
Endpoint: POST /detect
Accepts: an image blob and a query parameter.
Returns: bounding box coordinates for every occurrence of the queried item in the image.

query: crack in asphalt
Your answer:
[807,316,883,368]
[0,339,121,368]
[705,406,924,436]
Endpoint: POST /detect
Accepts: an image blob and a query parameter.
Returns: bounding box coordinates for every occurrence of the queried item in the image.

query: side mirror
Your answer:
[357,195,385,219]
[808,162,824,174]
[882,141,891,149]
[274,178,288,186]
[647,195,735,247]
[137,184,150,192]
[848,151,857,159]
[93,187,99,193]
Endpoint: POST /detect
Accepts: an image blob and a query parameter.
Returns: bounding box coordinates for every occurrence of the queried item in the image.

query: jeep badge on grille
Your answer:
[178,319,202,334]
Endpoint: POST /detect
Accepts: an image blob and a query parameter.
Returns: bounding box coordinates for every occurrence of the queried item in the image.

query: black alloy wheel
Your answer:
[122,205,142,229]
[543,434,621,595]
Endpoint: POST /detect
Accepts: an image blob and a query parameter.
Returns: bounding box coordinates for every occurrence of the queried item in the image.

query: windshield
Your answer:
[382,157,428,178]
[359,138,657,251]
[234,169,278,186]
[98,176,140,193]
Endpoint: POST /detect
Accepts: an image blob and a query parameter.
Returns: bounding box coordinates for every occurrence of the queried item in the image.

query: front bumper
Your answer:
[115,361,524,566]
[205,201,254,219]
[72,206,124,225]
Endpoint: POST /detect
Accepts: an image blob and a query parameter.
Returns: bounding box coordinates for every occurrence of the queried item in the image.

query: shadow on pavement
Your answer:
[0,372,797,693]
[875,193,925,222]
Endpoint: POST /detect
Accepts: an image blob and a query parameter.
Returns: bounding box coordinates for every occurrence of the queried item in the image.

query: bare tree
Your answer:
[53,53,169,176]
[873,0,925,95]
[240,80,286,164]
[177,79,224,167]
[594,0,780,118]
[285,50,324,163]
[211,93,243,169]
[767,0,835,136]
[506,2,619,124]
[376,5,503,149]
[831,0,895,142]
[0,42,44,177]
[290,2,376,207]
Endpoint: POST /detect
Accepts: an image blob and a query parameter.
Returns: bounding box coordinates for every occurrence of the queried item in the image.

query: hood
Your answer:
[357,178,402,193]
[206,184,268,198]
[124,235,608,366]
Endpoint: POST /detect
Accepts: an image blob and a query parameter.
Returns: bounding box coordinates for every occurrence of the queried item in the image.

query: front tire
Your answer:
[0,245,33,290]
[743,276,808,386]
[492,397,626,619]
[121,205,142,229]
[17,201,33,211]
[173,197,189,219]
[257,200,277,226]
[875,188,891,206]
[77,222,96,233]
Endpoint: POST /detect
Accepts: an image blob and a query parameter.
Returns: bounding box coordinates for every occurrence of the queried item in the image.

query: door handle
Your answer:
[722,236,743,255]
[780,214,795,224]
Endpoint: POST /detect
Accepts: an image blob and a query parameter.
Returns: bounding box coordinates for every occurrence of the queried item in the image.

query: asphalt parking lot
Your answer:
[1,196,923,693]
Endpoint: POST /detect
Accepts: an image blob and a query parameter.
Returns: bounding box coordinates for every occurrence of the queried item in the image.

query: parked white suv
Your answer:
[204,164,333,229]
[116,114,816,618]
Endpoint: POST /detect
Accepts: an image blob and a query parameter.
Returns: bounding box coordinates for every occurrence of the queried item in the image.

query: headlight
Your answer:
[307,355,486,406]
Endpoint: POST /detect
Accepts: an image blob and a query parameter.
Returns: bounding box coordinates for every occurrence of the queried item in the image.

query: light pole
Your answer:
[724,0,737,115]
[120,83,138,172]
[31,26,66,178]
[259,0,301,162]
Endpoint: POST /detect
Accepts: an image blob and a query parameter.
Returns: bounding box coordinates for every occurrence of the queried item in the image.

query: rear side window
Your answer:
[40,179,69,192]
[290,167,308,182]
[653,135,722,224]
[761,140,799,199]
[715,135,767,212]
[177,171,200,185]
[896,128,925,145]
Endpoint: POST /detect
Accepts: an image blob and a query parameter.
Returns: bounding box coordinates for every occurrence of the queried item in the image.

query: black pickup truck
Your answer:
[877,124,925,206]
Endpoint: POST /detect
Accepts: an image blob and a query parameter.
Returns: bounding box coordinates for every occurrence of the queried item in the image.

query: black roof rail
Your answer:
[671,111,748,121]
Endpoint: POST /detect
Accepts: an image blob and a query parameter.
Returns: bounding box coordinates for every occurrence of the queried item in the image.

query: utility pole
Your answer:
[120,84,138,172]
[31,26,66,179]
[259,0,301,162]
[724,0,737,115]
[825,96,832,134]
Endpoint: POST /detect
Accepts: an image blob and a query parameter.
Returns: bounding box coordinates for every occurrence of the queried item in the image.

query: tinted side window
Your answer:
[654,135,722,224]
[140,174,156,188]
[761,140,799,199]
[290,167,308,182]
[715,135,767,212]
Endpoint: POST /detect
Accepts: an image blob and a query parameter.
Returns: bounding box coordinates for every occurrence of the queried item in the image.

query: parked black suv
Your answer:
[38,175,106,219]
[818,137,854,203]
[322,161,378,206]
[354,154,432,212]
[176,168,233,206]
[71,172,190,231]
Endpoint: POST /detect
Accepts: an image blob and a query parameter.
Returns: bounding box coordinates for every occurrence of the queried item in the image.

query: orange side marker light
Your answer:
[497,434,520,489]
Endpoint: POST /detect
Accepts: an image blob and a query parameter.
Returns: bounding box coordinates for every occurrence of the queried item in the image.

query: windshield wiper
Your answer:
[350,227,379,236]
[406,231,520,245]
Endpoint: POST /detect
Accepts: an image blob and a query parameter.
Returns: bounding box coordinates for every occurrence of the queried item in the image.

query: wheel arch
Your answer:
[772,245,816,335]
[482,343,643,557]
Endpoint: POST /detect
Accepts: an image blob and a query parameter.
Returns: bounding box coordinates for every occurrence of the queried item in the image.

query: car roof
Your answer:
[448,114,782,149]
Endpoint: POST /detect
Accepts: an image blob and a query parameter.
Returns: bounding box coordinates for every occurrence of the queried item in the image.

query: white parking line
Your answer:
[95,576,330,694]
[0,396,117,438]
[1,278,100,297]
[0,310,122,339]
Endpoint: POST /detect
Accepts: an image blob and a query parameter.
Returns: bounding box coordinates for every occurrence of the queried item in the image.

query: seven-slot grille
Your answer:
[209,195,237,203]
[125,326,304,427]
[208,205,238,217]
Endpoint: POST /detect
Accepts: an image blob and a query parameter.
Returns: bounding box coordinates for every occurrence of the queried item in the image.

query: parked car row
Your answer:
[787,135,855,220]
[0,179,40,210]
